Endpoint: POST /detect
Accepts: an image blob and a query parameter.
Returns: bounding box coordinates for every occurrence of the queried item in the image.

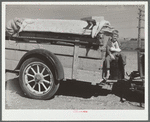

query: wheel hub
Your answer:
[35,74,43,83]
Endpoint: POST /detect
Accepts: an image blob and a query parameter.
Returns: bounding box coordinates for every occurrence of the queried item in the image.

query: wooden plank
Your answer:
[63,67,72,79]
[6,59,19,70]
[78,47,103,59]
[16,51,27,61]
[5,48,73,69]
[76,69,103,84]
[78,58,104,71]
[17,42,74,56]
[72,40,79,79]
[56,55,73,68]
[77,34,108,59]
[43,44,74,55]
[19,42,39,50]
[6,39,107,59]
[5,50,15,60]
[5,49,26,61]
[5,40,20,49]
[19,41,105,59]
[6,40,74,56]
[106,80,117,83]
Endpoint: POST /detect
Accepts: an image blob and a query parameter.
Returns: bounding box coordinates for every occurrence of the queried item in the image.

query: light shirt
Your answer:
[110,41,121,52]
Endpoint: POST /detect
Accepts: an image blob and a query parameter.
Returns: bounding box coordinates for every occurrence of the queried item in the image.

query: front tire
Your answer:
[19,58,59,100]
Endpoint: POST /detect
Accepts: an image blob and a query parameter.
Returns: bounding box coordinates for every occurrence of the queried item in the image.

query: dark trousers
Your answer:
[105,52,126,69]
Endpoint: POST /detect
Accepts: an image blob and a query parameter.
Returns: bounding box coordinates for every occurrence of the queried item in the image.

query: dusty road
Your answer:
[5,77,144,109]
[5,51,144,109]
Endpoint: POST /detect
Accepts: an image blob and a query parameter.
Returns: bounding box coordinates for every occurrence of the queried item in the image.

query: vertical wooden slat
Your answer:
[72,40,79,79]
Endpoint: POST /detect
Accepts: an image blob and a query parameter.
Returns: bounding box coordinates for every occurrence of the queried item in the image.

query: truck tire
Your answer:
[19,57,59,100]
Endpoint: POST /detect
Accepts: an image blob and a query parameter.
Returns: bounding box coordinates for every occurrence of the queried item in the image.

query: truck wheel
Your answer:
[19,58,59,100]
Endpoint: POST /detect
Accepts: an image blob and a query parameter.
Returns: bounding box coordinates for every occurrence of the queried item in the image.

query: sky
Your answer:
[5,3,145,38]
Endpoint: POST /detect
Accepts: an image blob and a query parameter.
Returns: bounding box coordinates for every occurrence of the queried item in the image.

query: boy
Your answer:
[104,30,126,80]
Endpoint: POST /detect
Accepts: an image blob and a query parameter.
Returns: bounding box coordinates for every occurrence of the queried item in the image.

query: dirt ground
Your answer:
[5,51,145,109]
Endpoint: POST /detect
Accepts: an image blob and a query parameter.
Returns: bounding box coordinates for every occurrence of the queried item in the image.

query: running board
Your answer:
[106,80,118,83]
[5,69,19,74]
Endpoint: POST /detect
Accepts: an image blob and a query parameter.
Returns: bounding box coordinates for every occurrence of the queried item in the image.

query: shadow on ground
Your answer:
[56,80,144,105]
[112,81,144,106]
[56,80,110,98]
[6,78,144,105]
[5,77,25,97]
[5,78,111,99]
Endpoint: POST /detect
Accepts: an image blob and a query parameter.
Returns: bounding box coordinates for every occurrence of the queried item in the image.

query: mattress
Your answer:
[6,17,114,38]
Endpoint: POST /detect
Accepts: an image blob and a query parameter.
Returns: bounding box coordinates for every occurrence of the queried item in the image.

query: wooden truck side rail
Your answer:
[6,34,109,84]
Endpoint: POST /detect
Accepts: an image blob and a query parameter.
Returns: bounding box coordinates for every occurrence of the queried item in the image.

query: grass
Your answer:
[118,38,144,51]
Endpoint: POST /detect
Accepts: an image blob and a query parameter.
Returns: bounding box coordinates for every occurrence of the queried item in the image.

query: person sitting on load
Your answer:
[104,30,126,80]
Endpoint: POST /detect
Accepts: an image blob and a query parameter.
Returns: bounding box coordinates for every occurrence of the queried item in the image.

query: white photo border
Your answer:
[2,1,148,121]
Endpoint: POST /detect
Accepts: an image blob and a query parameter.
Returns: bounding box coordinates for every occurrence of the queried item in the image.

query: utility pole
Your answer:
[137,9,142,49]
[137,8,144,76]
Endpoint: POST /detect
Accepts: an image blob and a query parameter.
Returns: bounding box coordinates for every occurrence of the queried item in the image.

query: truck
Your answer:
[5,16,143,100]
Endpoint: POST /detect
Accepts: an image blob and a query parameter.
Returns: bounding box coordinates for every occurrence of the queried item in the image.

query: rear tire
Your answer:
[19,58,59,100]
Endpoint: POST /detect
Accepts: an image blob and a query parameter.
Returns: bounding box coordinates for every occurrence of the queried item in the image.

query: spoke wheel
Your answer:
[19,58,59,99]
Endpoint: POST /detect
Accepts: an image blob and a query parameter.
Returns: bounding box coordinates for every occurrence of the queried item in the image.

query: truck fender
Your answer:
[15,49,64,82]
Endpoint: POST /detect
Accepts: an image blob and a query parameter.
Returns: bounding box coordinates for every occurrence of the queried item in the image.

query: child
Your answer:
[104,30,126,80]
